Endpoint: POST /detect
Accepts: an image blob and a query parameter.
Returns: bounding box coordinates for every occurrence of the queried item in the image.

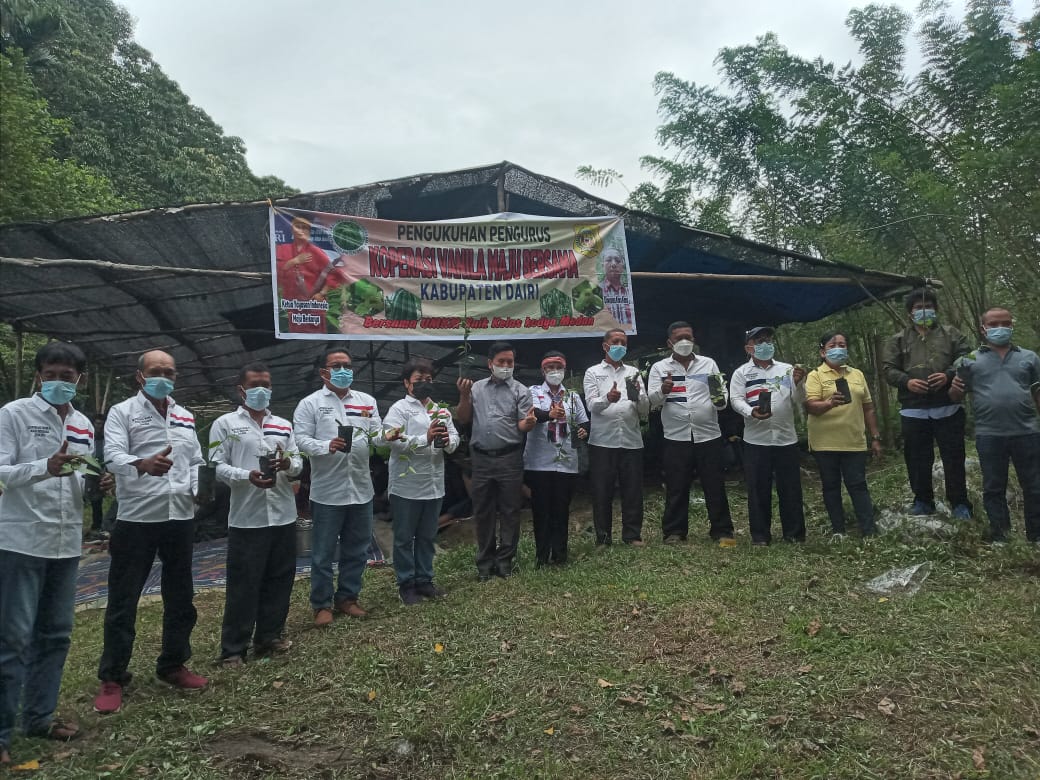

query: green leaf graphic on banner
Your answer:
[539,288,572,318]
[571,280,604,316]
[345,279,384,316]
[332,221,367,253]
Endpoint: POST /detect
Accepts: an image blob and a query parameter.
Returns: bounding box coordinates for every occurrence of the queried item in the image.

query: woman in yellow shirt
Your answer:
[805,332,883,539]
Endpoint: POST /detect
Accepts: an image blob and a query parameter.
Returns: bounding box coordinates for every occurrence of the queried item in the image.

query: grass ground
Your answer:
[8,458,1040,779]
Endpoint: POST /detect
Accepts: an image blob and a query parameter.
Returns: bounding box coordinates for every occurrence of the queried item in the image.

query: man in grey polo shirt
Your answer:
[950,307,1040,544]
[456,342,536,580]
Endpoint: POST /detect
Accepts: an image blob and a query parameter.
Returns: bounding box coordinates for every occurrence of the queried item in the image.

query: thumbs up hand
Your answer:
[606,381,622,403]
[137,444,174,476]
[519,406,538,432]
[47,440,79,477]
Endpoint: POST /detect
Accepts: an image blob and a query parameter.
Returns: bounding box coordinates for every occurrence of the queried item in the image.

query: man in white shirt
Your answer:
[729,327,807,545]
[1,343,93,765]
[210,362,303,665]
[583,329,649,546]
[293,348,384,625]
[94,350,207,716]
[523,350,589,566]
[647,321,734,546]
[456,342,537,580]
[383,358,459,604]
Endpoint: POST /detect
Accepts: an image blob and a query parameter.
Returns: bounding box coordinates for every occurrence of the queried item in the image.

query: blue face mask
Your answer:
[825,347,848,365]
[912,309,937,327]
[607,344,627,361]
[985,326,1012,346]
[244,387,272,410]
[41,380,78,405]
[329,368,354,389]
[143,376,175,400]
[753,342,775,361]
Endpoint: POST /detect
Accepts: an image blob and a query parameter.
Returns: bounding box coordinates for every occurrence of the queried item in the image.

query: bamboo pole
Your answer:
[13,327,23,398]
[629,271,920,287]
[0,256,270,280]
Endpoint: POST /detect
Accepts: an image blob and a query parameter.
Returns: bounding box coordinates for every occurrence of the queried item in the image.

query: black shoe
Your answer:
[414,582,446,599]
[751,540,769,547]
[478,572,493,582]
[496,568,513,579]
[399,586,422,605]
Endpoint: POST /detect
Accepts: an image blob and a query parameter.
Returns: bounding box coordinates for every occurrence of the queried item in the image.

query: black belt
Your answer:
[472,442,522,457]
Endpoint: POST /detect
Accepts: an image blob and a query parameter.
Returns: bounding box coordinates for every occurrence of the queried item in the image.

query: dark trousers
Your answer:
[472,450,525,576]
[813,451,875,535]
[743,442,805,543]
[901,409,970,508]
[220,523,297,659]
[525,470,576,564]
[589,445,643,544]
[976,433,1040,542]
[661,437,733,540]
[98,519,197,683]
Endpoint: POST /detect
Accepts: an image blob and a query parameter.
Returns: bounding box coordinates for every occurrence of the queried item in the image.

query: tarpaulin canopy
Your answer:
[0,161,928,416]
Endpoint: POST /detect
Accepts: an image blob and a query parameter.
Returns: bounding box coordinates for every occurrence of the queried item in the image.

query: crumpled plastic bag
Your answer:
[876,509,955,536]
[864,562,933,597]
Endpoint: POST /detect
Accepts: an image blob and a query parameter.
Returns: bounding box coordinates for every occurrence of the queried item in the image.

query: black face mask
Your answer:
[412,381,436,401]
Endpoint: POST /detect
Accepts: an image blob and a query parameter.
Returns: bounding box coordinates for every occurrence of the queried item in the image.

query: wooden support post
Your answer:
[871,332,893,447]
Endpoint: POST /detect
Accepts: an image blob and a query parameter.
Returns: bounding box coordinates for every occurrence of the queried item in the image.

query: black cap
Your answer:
[745,326,775,342]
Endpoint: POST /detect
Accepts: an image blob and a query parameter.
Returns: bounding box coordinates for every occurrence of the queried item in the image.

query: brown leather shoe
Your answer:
[313,608,334,627]
[335,599,368,618]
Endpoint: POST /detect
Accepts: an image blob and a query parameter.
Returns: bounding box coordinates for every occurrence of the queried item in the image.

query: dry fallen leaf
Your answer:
[487,708,518,723]
[97,765,122,772]
[12,759,41,771]
[767,715,789,728]
[807,618,822,637]
[569,705,585,715]
[272,680,284,689]
[543,726,555,735]
[797,665,814,674]
[693,702,727,714]
[367,689,377,701]
[434,643,444,653]
[597,678,615,688]
[500,640,512,653]
[729,680,747,696]
[1023,726,1040,740]
[850,711,867,720]
[877,697,897,716]
[972,747,986,770]
[878,597,889,603]
[659,719,679,735]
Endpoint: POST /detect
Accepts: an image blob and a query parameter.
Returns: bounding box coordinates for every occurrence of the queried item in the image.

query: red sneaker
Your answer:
[93,681,123,714]
[158,666,209,690]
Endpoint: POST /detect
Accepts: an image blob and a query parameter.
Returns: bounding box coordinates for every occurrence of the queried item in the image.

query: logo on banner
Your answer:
[332,221,368,253]
[573,225,602,257]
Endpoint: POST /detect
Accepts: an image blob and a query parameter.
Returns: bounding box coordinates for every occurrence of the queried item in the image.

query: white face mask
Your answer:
[492,365,513,381]
[671,339,694,357]
[544,370,565,386]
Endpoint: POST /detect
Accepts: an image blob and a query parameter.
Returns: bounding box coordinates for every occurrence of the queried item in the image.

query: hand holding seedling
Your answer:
[792,366,807,385]
[606,382,622,403]
[661,376,674,394]
[907,378,930,394]
[136,445,173,476]
[47,441,78,477]
[248,470,274,489]
[927,372,949,390]
[548,402,565,420]
[828,392,846,408]
[751,407,772,420]
[328,437,348,453]
[100,472,116,495]
[456,378,473,397]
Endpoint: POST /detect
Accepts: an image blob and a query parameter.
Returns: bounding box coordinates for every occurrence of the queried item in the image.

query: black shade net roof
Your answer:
[0,161,928,417]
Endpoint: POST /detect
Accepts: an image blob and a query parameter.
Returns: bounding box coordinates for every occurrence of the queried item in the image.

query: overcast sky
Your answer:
[119,0,1033,204]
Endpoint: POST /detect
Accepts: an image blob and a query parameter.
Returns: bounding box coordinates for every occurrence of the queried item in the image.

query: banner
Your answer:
[269,208,637,340]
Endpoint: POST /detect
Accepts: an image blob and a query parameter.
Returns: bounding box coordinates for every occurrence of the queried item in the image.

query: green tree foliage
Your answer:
[0,49,125,223]
[607,1,1039,341]
[19,0,296,209]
